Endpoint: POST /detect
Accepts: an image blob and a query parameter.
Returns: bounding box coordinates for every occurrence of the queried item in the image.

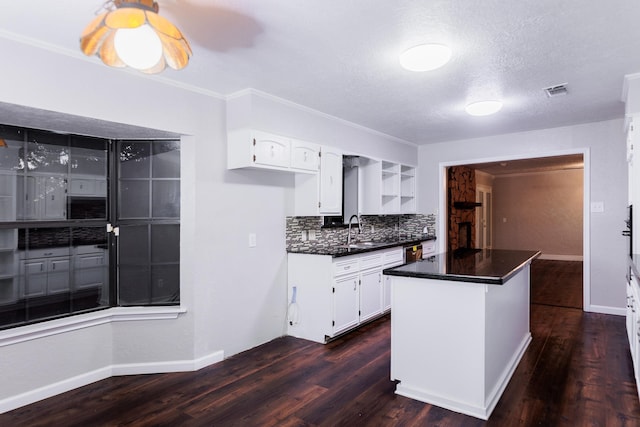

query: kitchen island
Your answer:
[383,249,540,420]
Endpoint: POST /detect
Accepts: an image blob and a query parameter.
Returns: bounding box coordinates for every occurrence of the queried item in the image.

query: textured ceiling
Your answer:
[1,1,640,145]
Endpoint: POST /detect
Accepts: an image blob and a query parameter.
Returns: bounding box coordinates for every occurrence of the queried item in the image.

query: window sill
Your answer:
[0,306,187,347]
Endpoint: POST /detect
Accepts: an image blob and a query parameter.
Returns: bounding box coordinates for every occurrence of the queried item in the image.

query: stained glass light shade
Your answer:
[80,0,192,74]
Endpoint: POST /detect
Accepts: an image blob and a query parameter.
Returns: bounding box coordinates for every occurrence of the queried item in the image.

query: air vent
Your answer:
[544,83,568,97]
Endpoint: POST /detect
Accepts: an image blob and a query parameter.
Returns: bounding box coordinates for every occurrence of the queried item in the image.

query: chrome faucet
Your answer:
[347,214,362,246]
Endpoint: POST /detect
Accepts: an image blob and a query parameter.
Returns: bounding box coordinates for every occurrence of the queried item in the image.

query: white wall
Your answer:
[0,36,417,411]
[492,169,584,259]
[418,119,628,313]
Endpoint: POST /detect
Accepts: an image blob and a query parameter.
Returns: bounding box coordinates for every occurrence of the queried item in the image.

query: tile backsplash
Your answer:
[286,214,436,251]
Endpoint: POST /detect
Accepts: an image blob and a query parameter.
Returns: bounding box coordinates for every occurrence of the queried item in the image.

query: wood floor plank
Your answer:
[2,261,640,426]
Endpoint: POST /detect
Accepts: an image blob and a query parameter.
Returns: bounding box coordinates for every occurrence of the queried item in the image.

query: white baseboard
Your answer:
[0,350,225,414]
[585,304,625,316]
[537,254,584,261]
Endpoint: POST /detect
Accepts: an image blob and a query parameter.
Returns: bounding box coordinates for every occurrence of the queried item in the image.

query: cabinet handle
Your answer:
[304,151,308,161]
[353,281,357,291]
[52,263,55,270]
[344,265,351,270]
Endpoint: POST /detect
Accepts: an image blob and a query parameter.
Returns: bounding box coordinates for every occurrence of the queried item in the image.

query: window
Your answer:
[0,125,180,329]
[117,141,180,305]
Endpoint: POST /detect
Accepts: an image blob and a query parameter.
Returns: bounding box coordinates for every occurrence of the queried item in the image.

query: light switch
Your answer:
[249,233,257,247]
[308,230,316,240]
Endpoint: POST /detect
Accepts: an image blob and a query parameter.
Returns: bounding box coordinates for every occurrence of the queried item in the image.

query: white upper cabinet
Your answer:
[290,139,320,172]
[228,129,291,171]
[294,146,343,216]
[319,147,343,215]
[252,131,291,168]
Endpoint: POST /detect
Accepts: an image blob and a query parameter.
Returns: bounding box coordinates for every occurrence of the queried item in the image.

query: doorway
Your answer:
[476,184,492,250]
[441,151,588,310]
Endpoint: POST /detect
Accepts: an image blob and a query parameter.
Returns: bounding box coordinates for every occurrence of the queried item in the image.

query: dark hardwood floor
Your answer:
[531,259,583,309]
[2,260,640,426]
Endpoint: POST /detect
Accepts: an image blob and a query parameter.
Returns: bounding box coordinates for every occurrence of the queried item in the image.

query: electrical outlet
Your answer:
[370,225,375,233]
[301,230,308,241]
[249,233,257,247]
[309,230,317,240]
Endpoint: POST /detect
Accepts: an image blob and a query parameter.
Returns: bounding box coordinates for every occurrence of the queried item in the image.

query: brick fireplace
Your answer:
[447,166,478,252]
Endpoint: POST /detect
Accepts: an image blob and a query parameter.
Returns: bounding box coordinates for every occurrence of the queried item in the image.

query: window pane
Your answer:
[116,139,181,308]
[118,225,149,264]
[152,141,180,178]
[120,142,150,179]
[0,128,23,171]
[1,226,109,330]
[70,136,107,177]
[151,224,179,262]
[152,180,180,218]
[118,266,150,305]
[26,130,69,174]
[119,180,150,219]
[151,265,179,303]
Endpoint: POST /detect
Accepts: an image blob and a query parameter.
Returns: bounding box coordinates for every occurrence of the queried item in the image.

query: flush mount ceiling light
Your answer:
[399,44,452,72]
[80,0,192,74]
[465,100,503,116]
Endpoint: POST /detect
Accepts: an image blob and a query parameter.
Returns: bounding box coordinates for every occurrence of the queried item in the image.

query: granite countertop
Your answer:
[287,235,436,257]
[383,249,541,285]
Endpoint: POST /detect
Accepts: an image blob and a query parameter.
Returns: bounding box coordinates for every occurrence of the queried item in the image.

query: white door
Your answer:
[476,184,492,250]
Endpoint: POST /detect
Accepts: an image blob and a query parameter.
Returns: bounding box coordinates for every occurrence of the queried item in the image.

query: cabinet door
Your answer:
[319,148,343,215]
[291,140,320,172]
[69,179,95,196]
[42,176,66,220]
[47,257,71,294]
[253,131,290,168]
[74,252,107,290]
[17,175,38,220]
[20,258,47,297]
[333,274,359,335]
[360,269,383,322]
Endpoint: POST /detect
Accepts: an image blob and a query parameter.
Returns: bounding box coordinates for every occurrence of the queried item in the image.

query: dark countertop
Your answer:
[383,249,541,285]
[287,235,436,258]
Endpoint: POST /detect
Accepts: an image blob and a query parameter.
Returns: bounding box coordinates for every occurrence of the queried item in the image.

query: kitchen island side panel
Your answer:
[484,264,532,410]
[389,264,532,420]
[390,277,487,409]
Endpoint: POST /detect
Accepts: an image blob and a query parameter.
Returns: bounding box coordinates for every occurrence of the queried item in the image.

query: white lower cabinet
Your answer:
[73,247,108,291]
[359,268,382,322]
[19,249,71,297]
[288,247,402,344]
[333,274,360,335]
[627,270,640,395]
[382,248,404,311]
[18,246,107,298]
